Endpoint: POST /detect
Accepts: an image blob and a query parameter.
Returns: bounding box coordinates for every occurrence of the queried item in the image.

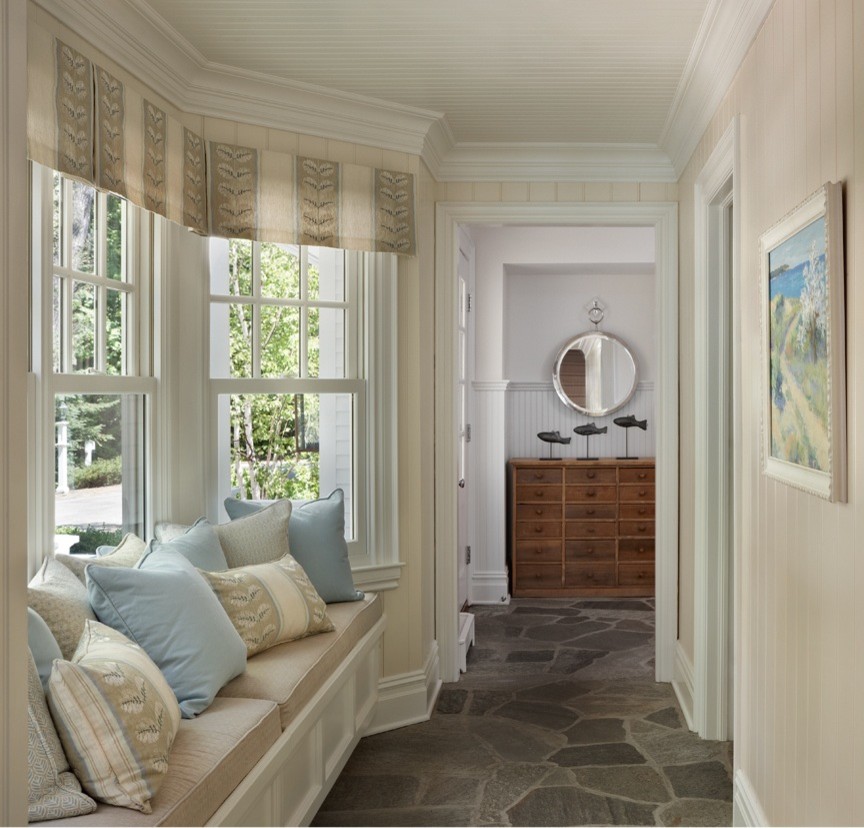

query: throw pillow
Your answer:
[199,554,334,656]
[148,518,228,571]
[223,490,363,603]
[27,650,97,822]
[214,500,292,568]
[27,608,63,692]
[55,532,148,583]
[28,557,96,660]
[87,547,247,717]
[47,621,181,814]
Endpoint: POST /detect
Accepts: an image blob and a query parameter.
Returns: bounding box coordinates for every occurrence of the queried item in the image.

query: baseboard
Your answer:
[672,641,696,731]
[733,769,769,826]
[367,641,441,734]
[470,570,510,605]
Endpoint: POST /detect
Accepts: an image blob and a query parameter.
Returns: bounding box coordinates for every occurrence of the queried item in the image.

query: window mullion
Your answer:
[252,243,261,378]
[96,193,107,373]
[299,246,308,378]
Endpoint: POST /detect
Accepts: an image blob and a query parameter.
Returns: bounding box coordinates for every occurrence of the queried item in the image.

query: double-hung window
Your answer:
[30,164,155,558]
[209,239,398,579]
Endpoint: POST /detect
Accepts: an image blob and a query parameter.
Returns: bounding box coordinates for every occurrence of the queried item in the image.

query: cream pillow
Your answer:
[214,500,293,568]
[200,553,333,656]
[47,621,182,814]
[28,557,96,660]
[27,650,97,823]
[55,533,147,583]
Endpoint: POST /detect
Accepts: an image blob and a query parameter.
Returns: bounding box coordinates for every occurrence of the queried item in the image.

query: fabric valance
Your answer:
[27,33,416,256]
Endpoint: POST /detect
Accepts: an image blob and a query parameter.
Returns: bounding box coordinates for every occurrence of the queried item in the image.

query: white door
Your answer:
[456,229,475,612]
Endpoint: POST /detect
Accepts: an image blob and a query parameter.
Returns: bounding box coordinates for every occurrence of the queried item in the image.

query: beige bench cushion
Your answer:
[218,592,382,729]
[41,697,280,826]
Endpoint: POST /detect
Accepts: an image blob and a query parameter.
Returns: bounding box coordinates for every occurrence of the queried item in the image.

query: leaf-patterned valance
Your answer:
[27,34,416,256]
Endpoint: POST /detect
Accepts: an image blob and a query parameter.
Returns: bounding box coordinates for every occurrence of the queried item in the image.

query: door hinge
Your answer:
[467,293,472,313]
[466,546,472,565]
[466,424,472,443]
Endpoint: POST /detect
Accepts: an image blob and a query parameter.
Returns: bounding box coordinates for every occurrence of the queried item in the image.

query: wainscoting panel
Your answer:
[507,382,656,460]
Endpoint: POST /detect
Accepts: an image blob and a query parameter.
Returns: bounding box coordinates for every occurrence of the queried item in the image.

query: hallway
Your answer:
[313,598,732,826]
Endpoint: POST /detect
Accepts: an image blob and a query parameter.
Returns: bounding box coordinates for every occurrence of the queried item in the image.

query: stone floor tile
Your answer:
[645,706,683,729]
[549,649,604,674]
[505,649,556,662]
[436,687,468,714]
[571,693,669,717]
[517,679,597,704]
[313,806,474,826]
[630,720,731,767]
[569,629,655,651]
[573,765,672,802]
[616,619,655,632]
[420,775,483,806]
[474,763,550,825]
[658,798,734,826]
[320,774,419,811]
[507,786,656,826]
[467,689,514,715]
[471,717,564,763]
[493,700,579,731]
[564,717,626,744]
[550,741,647,767]
[663,761,733,801]
[575,600,654,611]
[524,624,589,642]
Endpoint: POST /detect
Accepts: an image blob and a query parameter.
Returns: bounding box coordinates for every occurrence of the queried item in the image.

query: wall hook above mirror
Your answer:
[586,298,606,328]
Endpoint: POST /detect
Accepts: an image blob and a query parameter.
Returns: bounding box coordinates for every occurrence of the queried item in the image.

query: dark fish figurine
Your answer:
[613,415,647,430]
[573,423,608,436]
[537,430,572,445]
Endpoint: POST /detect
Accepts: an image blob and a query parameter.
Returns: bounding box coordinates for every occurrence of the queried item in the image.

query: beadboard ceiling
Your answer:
[36,0,774,179]
[141,0,709,146]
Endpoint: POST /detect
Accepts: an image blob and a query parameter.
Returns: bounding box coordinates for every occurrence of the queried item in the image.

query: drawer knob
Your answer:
[587,471,596,479]
[638,525,647,532]
[586,508,595,515]
[534,526,543,533]
[535,489,543,497]
[587,527,595,534]
[534,472,543,479]
[586,489,596,498]
[638,508,647,515]
[639,490,647,497]
[639,546,646,553]
[638,472,647,479]
[535,508,543,515]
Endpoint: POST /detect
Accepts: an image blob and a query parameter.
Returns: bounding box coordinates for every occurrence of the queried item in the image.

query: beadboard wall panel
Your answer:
[678,0,862,824]
[507,383,656,461]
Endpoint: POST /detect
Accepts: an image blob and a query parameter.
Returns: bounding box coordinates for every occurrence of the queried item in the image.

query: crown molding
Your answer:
[33,0,443,155]
[431,142,677,183]
[660,0,774,176]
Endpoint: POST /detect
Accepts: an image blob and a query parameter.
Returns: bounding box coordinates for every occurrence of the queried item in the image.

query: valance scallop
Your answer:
[28,32,416,256]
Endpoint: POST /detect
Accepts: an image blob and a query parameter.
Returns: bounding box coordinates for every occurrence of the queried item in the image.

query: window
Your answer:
[31,165,155,556]
[210,239,398,578]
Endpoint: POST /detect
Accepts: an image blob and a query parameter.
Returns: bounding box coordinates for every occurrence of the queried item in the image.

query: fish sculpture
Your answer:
[537,430,572,445]
[573,422,607,460]
[613,414,647,459]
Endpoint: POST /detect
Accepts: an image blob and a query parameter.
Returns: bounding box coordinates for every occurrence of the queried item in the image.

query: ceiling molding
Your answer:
[660,0,774,176]
[33,0,444,155]
[431,143,677,183]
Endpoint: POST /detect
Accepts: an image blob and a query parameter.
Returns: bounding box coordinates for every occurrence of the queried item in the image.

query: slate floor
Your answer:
[312,598,733,827]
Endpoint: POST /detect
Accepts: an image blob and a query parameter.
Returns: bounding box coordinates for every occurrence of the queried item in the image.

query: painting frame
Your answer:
[760,181,846,502]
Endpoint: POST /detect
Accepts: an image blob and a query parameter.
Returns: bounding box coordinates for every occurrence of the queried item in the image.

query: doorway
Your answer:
[435,201,680,684]
[693,119,739,741]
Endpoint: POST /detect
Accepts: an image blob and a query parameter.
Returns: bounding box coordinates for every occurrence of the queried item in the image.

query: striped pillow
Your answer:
[47,621,181,813]
[200,554,334,656]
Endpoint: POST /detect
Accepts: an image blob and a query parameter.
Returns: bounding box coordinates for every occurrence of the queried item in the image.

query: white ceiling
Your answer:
[142,0,709,146]
[37,0,774,178]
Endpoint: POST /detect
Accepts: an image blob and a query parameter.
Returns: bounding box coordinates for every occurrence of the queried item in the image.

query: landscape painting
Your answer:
[760,181,846,502]
[768,216,828,471]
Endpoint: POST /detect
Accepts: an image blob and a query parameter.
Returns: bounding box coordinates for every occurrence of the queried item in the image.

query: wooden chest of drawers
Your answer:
[508,458,655,597]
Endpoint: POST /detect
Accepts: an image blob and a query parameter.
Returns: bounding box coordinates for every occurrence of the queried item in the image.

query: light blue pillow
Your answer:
[28,607,63,691]
[148,517,228,571]
[95,545,116,557]
[224,489,363,603]
[86,548,247,718]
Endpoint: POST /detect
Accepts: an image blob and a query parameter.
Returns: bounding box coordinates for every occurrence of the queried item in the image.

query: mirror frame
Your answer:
[552,330,638,416]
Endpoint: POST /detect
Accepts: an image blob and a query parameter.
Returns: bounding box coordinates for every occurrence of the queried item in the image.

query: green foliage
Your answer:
[57,395,121,470]
[56,524,123,554]
[72,456,122,489]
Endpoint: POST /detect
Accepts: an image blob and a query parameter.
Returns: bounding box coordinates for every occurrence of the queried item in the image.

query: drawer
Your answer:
[565,539,616,562]
[516,564,563,589]
[515,484,563,504]
[618,563,655,586]
[619,466,655,484]
[516,504,563,522]
[564,563,616,588]
[565,503,616,520]
[619,538,655,560]
[565,467,617,485]
[619,484,655,502]
[516,521,563,540]
[619,520,655,537]
[515,540,562,563]
[565,520,617,539]
[565,485,617,503]
[515,468,562,485]
[619,503,654,520]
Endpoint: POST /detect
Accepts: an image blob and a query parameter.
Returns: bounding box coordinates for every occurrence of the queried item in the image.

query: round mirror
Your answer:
[552,331,638,416]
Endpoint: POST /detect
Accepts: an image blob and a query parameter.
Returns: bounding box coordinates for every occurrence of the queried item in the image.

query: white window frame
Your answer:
[29,163,156,567]
[208,243,401,590]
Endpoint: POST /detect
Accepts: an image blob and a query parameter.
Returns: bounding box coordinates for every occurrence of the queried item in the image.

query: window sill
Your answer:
[351,561,405,592]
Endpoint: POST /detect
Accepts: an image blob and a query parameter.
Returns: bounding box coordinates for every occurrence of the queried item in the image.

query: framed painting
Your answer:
[761,181,846,502]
